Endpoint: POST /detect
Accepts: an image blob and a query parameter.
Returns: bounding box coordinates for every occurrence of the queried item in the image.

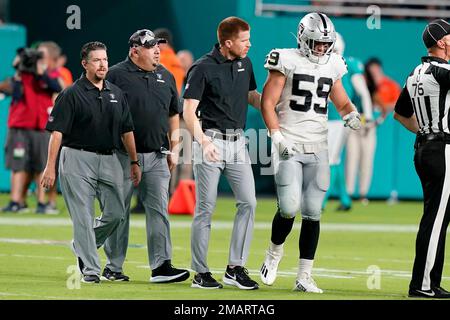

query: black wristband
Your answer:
[130,159,141,167]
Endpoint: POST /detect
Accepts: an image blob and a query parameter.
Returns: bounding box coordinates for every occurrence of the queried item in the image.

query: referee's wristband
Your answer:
[130,159,141,167]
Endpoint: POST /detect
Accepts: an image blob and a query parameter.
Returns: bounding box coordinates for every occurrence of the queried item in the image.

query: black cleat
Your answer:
[101,267,130,281]
[191,272,223,289]
[223,266,259,290]
[150,260,190,283]
[82,275,100,284]
[409,286,450,298]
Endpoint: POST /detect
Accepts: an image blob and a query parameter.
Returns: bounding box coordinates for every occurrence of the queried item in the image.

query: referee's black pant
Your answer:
[410,138,450,291]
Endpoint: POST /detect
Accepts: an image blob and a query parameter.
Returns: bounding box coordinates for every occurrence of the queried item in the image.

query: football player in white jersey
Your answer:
[259,12,361,293]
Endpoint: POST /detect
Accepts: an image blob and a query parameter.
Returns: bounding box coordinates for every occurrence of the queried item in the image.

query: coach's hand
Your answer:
[271,130,299,159]
[168,152,179,172]
[40,165,56,189]
[202,136,220,162]
[130,164,141,187]
[343,111,361,130]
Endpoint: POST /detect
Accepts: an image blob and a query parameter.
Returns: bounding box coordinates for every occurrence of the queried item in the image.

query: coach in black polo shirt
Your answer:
[183,17,261,290]
[103,29,189,283]
[41,41,141,284]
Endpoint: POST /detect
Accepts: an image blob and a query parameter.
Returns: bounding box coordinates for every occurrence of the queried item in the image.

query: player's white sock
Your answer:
[297,258,314,278]
[269,241,284,254]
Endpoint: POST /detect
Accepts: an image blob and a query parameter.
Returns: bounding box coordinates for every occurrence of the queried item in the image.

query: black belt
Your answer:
[204,129,242,142]
[415,133,450,148]
[136,148,160,153]
[69,146,115,155]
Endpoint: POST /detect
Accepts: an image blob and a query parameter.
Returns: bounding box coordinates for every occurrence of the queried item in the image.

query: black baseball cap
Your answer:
[422,19,450,48]
[128,29,167,48]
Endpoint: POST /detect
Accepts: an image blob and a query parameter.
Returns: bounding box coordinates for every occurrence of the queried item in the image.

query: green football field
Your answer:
[0,194,443,300]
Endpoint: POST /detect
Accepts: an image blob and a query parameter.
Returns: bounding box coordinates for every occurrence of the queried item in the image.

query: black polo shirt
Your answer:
[107,57,181,153]
[183,44,257,131]
[46,74,134,152]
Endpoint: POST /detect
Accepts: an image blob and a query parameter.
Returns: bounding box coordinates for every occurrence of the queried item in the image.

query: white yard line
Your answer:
[0,292,110,300]
[0,292,69,299]
[0,217,420,233]
[0,238,69,245]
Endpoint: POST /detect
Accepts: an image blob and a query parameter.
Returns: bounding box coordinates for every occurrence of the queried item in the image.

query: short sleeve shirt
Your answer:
[183,44,257,131]
[107,58,181,152]
[46,74,134,152]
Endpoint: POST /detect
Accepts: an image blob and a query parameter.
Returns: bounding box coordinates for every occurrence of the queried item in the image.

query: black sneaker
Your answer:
[150,260,190,283]
[82,275,100,284]
[101,267,130,281]
[2,201,29,213]
[409,286,450,298]
[35,202,47,214]
[223,266,259,290]
[131,200,145,213]
[191,272,223,289]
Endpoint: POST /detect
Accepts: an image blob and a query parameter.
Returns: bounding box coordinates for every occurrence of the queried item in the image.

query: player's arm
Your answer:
[261,70,286,134]
[330,78,361,130]
[261,69,298,157]
[330,78,356,116]
[40,131,63,189]
[248,90,261,110]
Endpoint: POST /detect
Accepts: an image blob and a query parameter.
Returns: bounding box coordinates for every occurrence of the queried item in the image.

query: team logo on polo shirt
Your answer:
[237,61,245,72]
[109,93,118,103]
[156,73,165,83]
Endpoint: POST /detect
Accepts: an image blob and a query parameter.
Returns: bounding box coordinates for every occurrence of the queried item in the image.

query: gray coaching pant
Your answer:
[59,147,125,276]
[104,151,172,271]
[191,135,257,273]
[274,149,330,221]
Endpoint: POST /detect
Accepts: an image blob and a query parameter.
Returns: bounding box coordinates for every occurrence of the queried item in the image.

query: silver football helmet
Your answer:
[297,12,336,64]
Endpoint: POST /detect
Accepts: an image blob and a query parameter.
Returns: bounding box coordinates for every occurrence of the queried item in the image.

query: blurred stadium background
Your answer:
[0,0,444,198]
[0,0,448,301]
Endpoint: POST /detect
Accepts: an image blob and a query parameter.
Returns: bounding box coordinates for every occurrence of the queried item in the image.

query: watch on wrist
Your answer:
[131,159,141,167]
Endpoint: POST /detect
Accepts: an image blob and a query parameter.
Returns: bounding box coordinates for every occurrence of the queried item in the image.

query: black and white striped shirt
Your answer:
[395,56,450,135]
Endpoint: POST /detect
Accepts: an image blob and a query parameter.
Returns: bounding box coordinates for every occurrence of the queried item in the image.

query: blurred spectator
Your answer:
[168,49,195,195]
[154,28,184,95]
[365,57,401,120]
[1,42,64,214]
[39,42,72,214]
[323,33,373,211]
[345,57,400,205]
[56,53,73,87]
[177,50,194,91]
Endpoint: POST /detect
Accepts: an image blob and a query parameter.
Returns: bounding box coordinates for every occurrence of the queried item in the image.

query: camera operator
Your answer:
[2,42,65,214]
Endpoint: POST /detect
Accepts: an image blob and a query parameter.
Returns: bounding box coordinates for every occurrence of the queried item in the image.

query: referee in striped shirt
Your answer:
[394,19,450,299]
